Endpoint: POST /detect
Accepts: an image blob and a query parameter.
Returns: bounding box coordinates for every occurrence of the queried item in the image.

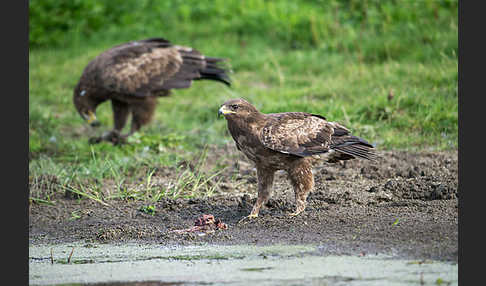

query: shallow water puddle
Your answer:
[29,242,457,286]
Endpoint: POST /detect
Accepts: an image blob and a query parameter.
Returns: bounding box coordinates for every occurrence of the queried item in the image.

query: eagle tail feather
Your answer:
[197,60,232,86]
[197,72,231,86]
[205,57,226,63]
[140,37,171,44]
[330,135,378,161]
[333,144,378,161]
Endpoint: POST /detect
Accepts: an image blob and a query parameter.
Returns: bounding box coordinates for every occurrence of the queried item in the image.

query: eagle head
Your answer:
[73,83,101,127]
[218,98,260,121]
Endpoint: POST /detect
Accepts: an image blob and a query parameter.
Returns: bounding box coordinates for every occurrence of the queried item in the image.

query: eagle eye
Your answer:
[230,104,239,111]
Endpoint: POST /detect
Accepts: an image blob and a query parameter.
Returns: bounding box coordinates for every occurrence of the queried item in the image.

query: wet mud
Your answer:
[29,243,458,286]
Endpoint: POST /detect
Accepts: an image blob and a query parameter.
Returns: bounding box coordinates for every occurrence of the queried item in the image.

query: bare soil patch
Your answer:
[29,148,458,262]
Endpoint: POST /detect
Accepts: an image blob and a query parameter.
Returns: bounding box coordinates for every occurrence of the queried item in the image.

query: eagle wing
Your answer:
[260,112,375,160]
[96,38,229,97]
[260,112,334,157]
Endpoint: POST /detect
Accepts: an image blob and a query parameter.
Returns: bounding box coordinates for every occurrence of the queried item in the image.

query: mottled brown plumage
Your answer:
[218,98,376,220]
[73,37,231,144]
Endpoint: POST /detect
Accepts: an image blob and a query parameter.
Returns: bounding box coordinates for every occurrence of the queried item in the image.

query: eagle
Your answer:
[218,98,376,220]
[73,37,231,144]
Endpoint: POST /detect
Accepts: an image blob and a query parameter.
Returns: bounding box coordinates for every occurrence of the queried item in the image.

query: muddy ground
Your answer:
[29,147,458,262]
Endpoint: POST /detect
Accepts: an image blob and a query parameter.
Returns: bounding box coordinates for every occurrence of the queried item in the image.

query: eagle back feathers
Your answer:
[81,38,230,97]
[260,112,334,157]
[259,112,375,161]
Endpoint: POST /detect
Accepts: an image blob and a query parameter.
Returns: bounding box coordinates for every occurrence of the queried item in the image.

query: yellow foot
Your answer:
[288,210,304,217]
[237,214,258,224]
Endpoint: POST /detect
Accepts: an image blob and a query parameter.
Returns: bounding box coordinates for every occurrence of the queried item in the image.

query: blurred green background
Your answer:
[29,0,458,201]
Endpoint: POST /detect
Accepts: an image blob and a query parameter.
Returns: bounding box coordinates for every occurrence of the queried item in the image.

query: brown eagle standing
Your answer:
[218,98,376,220]
[73,37,231,144]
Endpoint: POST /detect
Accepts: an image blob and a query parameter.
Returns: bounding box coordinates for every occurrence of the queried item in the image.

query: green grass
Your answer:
[29,0,458,205]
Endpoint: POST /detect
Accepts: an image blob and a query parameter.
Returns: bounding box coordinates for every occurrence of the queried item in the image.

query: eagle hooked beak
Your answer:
[218,105,235,118]
[85,111,101,127]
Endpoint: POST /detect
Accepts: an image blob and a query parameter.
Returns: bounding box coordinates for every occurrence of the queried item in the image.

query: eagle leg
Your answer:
[129,97,158,135]
[287,159,314,216]
[87,100,131,145]
[246,167,275,219]
[112,99,131,133]
[89,98,158,145]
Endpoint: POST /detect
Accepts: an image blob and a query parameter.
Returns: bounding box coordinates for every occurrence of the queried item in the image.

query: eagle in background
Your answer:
[73,37,231,144]
[218,98,376,221]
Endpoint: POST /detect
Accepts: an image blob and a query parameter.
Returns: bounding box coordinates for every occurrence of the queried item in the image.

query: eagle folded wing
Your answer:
[159,48,229,89]
[260,112,335,157]
[100,42,183,96]
[97,38,230,97]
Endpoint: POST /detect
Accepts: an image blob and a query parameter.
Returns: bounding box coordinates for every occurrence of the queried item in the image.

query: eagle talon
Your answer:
[111,138,127,146]
[88,131,127,145]
[288,211,304,217]
[237,214,258,224]
[100,131,127,145]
